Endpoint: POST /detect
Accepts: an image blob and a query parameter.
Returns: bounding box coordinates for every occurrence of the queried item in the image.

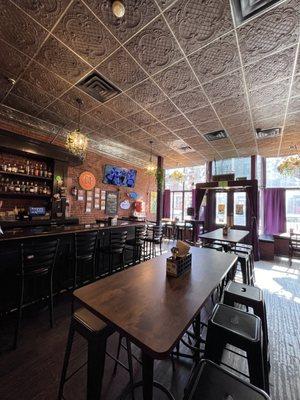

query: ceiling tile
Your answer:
[0,40,31,79]
[0,74,13,102]
[195,119,223,134]
[60,87,100,112]
[164,0,233,55]
[291,74,300,97]
[10,79,55,109]
[94,123,119,138]
[97,48,147,90]
[146,99,180,120]
[46,99,78,121]
[170,86,208,113]
[144,122,170,136]
[189,31,240,84]
[221,112,252,129]
[127,110,157,127]
[156,0,176,11]
[175,127,199,139]
[38,108,69,127]
[128,129,152,141]
[210,137,234,151]
[13,0,71,30]
[105,94,141,116]
[3,93,43,116]
[53,0,119,66]
[0,1,48,57]
[288,96,300,114]
[252,102,287,122]
[163,114,191,130]
[237,0,300,65]
[84,0,159,43]
[186,105,217,126]
[110,118,136,133]
[244,46,296,91]
[154,59,198,97]
[35,36,91,84]
[22,60,71,97]
[125,16,182,75]
[91,105,120,124]
[213,92,248,117]
[157,132,179,146]
[285,110,300,126]
[126,79,166,108]
[249,79,290,109]
[203,69,244,103]
[255,116,284,131]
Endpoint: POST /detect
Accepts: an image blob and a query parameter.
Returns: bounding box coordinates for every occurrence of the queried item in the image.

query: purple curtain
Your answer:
[246,186,260,261]
[195,188,206,220]
[192,188,196,210]
[264,188,286,235]
[162,189,171,219]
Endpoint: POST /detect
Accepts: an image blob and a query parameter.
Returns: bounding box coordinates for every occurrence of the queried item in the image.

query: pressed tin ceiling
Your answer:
[0,0,299,168]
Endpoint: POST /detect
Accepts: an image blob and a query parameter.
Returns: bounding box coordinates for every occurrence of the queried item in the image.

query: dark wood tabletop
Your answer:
[199,228,249,244]
[74,247,237,359]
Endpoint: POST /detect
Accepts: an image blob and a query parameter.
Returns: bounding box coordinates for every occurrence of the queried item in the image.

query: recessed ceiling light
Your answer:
[112,1,125,18]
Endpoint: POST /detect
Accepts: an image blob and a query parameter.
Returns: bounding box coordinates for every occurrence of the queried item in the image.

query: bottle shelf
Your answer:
[0,191,51,199]
[0,171,52,181]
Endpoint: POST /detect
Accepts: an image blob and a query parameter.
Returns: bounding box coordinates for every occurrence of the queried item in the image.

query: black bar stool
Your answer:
[223,281,269,369]
[145,225,163,258]
[102,230,128,274]
[204,303,269,393]
[126,225,146,265]
[184,359,270,400]
[235,243,255,284]
[14,238,59,349]
[73,231,98,288]
[58,308,134,400]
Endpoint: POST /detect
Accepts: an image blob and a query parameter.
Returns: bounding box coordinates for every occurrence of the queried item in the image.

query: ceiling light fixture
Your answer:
[66,98,88,160]
[170,164,185,182]
[146,141,156,175]
[112,0,125,18]
[277,154,300,178]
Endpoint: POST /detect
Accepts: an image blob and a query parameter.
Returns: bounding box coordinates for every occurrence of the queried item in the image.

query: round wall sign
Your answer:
[79,171,96,190]
[120,200,130,210]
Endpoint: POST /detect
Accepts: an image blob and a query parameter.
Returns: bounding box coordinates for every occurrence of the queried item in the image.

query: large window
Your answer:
[266,157,300,188]
[286,190,300,233]
[165,165,206,221]
[212,157,251,180]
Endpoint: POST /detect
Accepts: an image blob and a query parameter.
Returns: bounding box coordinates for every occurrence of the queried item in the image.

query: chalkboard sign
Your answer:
[105,191,118,216]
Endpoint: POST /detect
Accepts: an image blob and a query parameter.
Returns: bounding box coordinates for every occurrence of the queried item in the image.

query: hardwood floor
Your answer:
[0,255,299,400]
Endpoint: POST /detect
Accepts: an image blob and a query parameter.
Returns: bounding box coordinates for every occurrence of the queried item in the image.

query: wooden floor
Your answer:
[0,253,299,400]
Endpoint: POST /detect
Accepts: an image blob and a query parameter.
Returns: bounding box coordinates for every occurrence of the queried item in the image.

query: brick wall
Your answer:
[67,151,156,224]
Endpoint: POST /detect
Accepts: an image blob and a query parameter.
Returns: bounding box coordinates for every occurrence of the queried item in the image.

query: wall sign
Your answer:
[105,191,118,216]
[120,200,130,210]
[79,171,96,190]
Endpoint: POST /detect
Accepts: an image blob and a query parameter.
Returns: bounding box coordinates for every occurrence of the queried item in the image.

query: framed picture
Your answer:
[77,189,84,201]
[105,191,119,216]
[150,191,157,214]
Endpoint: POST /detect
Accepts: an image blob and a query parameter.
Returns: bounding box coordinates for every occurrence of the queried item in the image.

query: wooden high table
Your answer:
[199,228,249,250]
[74,247,238,400]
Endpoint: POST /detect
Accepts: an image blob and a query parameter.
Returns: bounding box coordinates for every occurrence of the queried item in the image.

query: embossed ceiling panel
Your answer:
[126,16,182,75]
[53,0,119,66]
[1,0,299,166]
[97,48,147,90]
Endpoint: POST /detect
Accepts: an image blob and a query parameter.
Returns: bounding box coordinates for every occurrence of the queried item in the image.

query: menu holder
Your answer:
[166,253,192,278]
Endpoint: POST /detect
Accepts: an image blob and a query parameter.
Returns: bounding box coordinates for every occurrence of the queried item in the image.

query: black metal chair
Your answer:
[184,359,270,400]
[58,308,134,400]
[73,231,98,288]
[289,233,300,266]
[204,303,269,394]
[145,225,163,258]
[126,225,147,265]
[13,238,59,349]
[102,230,128,274]
[233,247,253,285]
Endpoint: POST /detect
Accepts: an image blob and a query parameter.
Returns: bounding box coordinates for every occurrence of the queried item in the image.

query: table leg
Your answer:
[142,351,154,400]
[194,313,201,364]
[87,336,107,400]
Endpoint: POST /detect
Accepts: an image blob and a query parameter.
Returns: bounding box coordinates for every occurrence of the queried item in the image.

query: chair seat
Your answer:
[212,303,260,342]
[225,281,262,302]
[73,308,108,334]
[22,267,49,277]
[185,359,270,400]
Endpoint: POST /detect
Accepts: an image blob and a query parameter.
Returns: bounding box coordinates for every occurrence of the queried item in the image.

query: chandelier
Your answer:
[146,141,156,176]
[170,167,185,182]
[277,154,300,178]
[66,98,88,160]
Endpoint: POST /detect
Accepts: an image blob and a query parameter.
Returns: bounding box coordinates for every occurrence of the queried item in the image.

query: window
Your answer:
[286,190,300,233]
[266,157,300,188]
[212,157,251,180]
[215,192,228,225]
[165,165,206,221]
[234,192,247,226]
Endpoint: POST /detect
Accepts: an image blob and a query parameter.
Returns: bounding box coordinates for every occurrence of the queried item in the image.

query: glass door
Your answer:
[215,191,247,227]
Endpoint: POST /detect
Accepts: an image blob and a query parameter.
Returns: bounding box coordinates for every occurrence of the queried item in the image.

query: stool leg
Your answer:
[58,321,76,400]
[204,323,225,365]
[125,337,135,399]
[13,277,24,350]
[247,341,268,393]
[87,336,107,400]
[113,335,122,375]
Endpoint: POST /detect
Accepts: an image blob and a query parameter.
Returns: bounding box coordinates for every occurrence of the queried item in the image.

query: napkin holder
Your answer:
[166,240,192,277]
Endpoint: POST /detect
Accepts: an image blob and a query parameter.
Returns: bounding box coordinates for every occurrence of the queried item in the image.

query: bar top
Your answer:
[0,221,145,242]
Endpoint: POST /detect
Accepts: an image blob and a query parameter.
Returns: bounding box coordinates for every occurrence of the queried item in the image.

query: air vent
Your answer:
[76,71,121,103]
[232,0,281,25]
[256,127,281,139]
[204,130,228,141]
[179,145,193,153]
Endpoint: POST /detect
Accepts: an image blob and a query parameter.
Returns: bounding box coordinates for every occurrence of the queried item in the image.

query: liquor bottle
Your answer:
[34,183,38,193]
[25,160,30,175]
[2,162,7,172]
[29,182,35,193]
[15,181,21,192]
[4,178,9,192]
[7,163,11,172]
[34,163,39,176]
[9,180,15,192]
[42,182,47,195]
[47,169,52,179]
[21,181,26,193]
[43,165,48,178]
[39,164,43,177]
[12,164,17,173]
[30,164,34,176]
[25,182,30,193]
[46,185,51,196]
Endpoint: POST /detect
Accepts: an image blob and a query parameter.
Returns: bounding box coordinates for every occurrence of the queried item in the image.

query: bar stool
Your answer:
[176,223,185,240]
[232,247,252,285]
[202,242,223,251]
[58,308,134,400]
[235,243,255,284]
[102,230,128,274]
[184,359,270,400]
[13,238,59,349]
[126,225,146,264]
[73,231,98,288]
[145,225,163,258]
[204,303,269,393]
[223,281,269,369]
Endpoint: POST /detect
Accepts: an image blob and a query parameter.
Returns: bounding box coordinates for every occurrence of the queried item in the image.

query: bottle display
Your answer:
[0,158,53,179]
